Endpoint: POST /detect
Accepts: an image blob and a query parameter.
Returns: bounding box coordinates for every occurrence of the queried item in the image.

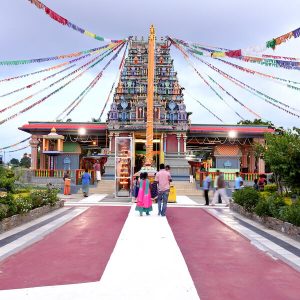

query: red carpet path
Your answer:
[167,207,300,300]
[0,206,130,290]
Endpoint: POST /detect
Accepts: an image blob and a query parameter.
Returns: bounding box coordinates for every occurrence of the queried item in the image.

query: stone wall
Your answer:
[230,202,300,242]
[0,200,64,234]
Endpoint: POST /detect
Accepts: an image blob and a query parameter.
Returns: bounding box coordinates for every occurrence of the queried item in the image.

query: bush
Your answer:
[264,184,277,193]
[0,204,9,220]
[13,197,33,214]
[279,204,300,226]
[255,194,286,218]
[233,187,260,212]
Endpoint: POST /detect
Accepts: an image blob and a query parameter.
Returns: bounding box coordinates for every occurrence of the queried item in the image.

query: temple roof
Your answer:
[189,124,274,137]
[19,122,107,135]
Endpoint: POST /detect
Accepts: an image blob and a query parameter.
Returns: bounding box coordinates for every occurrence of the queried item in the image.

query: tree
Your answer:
[238,119,274,127]
[259,130,300,195]
[9,158,19,166]
[19,153,31,168]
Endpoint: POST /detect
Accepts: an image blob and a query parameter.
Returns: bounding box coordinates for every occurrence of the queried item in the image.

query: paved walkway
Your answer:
[0,194,300,299]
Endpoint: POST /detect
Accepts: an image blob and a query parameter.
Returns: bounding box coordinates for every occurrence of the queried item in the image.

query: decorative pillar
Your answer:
[29,136,39,170]
[241,146,248,170]
[163,133,167,153]
[249,150,256,173]
[183,135,187,154]
[177,134,181,154]
[40,153,46,169]
[258,158,265,174]
[145,25,155,166]
[108,134,113,153]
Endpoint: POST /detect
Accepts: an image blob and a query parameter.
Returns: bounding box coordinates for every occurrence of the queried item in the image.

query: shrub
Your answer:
[233,187,260,212]
[255,194,286,218]
[0,204,9,220]
[13,197,33,214]
[279,204,300,226]
[264,184,277,193]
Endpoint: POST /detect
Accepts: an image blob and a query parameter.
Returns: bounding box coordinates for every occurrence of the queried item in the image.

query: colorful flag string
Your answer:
[97,41,129,121]
[0,45,110,66]
[191,53,300,119]
[169,38,260,120]
[179,40,300,70]
[215,58,300,90]
[0,138,30,150]
[0,64,76,98]
[0,42,124,125]
[0,44,113,83]
[27,0,124,43]
[59,43,126,120]
[175,39,300,117]
[0,43,119,114]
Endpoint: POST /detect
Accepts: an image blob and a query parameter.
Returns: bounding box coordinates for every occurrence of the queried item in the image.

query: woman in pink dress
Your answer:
[135,172,153,216]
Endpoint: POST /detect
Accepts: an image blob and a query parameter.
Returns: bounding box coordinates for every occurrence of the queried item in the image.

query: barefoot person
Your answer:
[63,170,71,195]
[81,169,91,197]
[93,160,101,183]
[155,164,172,217]
[135,172,153,216]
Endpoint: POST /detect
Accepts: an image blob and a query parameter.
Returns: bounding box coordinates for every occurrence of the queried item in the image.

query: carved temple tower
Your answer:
[106,26,190,177]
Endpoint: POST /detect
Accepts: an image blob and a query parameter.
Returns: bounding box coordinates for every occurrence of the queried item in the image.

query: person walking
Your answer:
[214,170,222,203]
[135,172,153,216]
[155,164,172,217]
[132,176,140,203]
[203,172,211,206]
[234,172,243,191]
[93,160,101,183]
[63,170,71,195]
[211,173,230,206]
[81,169,91,197]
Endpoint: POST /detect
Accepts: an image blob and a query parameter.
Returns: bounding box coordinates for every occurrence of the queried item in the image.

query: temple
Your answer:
[19,27,275,187]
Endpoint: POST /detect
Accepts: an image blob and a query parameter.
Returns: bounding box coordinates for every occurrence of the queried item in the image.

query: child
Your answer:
[253,178,259,190]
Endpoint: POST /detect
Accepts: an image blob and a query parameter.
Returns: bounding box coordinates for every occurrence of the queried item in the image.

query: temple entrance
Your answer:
[134,139,160,173]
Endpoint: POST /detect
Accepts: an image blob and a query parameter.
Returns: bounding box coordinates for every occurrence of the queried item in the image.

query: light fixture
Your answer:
[228,130,237,138]
[78,128,86,135]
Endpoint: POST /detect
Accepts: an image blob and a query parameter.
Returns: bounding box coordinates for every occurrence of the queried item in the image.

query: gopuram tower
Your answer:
[106,26,190,177]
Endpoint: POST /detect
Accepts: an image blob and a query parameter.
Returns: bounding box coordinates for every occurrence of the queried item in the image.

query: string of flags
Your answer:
[0,42,124,125]
[98,41,130,121]
[60,43,126,119]
[189,50,300,119]
[175,38,300,70]
[0,43,120,114]
[169,38,261,120]
[27,0,124,43]
[0,45,110,66]
[0,138,30,150]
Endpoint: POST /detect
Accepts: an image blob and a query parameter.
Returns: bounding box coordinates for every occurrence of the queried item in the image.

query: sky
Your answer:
[1,0,300,161]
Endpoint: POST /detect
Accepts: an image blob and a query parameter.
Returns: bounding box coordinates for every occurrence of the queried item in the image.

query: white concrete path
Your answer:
[0,205,200,300]
[175,195,198,205]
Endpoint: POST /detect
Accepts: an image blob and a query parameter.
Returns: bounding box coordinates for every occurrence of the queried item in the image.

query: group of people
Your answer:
[62,160,101,197]
[134,164,172,217]
[202,170,231,206]
[203,171,268,206]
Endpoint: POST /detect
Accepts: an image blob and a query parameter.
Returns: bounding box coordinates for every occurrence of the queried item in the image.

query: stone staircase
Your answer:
[172,181,201,196]
[87,180,201,196]
[89,179,116,195]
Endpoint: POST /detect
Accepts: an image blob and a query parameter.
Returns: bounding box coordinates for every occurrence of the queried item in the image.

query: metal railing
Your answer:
[32,169,95,185]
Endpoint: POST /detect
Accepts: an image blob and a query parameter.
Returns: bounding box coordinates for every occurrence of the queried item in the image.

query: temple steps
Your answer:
[87,180,201,196]
[89,180,116,194]
[172,181,201,196]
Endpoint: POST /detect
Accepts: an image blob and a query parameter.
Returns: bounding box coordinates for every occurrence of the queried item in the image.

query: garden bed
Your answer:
[230,202,300,242]
[0,200,64,234]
